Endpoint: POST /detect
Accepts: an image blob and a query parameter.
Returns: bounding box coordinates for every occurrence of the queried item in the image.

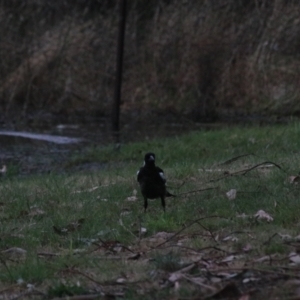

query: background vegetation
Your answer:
[0,0,300,120]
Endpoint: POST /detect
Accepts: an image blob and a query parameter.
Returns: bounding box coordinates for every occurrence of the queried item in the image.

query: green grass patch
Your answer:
[1,122,300,298]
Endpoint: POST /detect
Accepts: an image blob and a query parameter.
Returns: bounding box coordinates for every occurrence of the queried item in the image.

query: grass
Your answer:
[1,122,300,298]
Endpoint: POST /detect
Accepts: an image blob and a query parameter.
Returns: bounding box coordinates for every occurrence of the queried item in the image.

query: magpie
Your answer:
[137,152,174,212]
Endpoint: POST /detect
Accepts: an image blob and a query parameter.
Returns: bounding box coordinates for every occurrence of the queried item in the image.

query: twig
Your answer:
[263,233,279,245]
[222,231,253,240]
[90,238,135,254]
[63,268,103,286]
[152,215,227,249]
[50,294,107,300]
[119,218,138,239]
[217,153,256,166]
[154,244,232,255]
[195,221,217,243]
[237,161,286,175]
[182,274,216,291]
[177,187,218,196]
[174,263,196,274]
[206,174,231,183]
[167,180,187,190]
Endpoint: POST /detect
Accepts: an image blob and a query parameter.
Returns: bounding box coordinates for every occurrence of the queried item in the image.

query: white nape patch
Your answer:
[143,161,146,166]
[136,170,140,176]
[159,172,166,181]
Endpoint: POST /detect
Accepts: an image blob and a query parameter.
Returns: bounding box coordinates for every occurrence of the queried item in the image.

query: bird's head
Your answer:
[144,152,156,165]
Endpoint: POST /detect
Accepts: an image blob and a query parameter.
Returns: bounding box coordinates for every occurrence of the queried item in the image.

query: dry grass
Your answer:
[0,1,300,119]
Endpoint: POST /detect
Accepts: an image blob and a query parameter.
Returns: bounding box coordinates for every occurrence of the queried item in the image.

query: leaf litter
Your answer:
[3,219,300,299]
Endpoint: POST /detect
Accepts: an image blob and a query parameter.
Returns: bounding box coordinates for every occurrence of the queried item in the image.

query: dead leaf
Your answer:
[236,213,249,219]
[99,240,123,252]
[174,281,180,291]
[152,232,175,239]
[28,206,45,217]
[113,244,123,253]
[200,169,224,172]
[187,276,209,286]
[210,277,222,283]
[284,279,300,287]
[73,186,100,193]
[120,211,131,216]
[226,189,237,200]
[126,196,138,201]
[53,218,85,235]
[97,197,108,201]
[243,277,260,283]
[239,294,250,300]
[289,176,300,184]
[279,233,292,240]
[221,255,236,263]
[242,243,252,252]
[289,252,300,265]
[126,189,138,201]
[254,255,276,262]
[168,273,182,282]
[2,247,27,254]
[254,210,273,222]
[127,253,141,260]
[223,235,238,242]
[53,226,67,235]
[168,264,197,283]
[217,272,239,279]
[140,227,147,235]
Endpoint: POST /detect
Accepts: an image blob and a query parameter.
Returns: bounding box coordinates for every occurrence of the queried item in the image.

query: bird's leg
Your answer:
[144,197,148,213]
[161,197,166,212]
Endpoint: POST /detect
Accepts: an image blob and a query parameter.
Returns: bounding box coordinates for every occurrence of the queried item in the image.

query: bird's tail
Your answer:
[166,190,175,197]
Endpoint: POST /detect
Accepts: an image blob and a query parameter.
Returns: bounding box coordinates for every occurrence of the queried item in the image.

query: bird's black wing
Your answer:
[156,166,167,183]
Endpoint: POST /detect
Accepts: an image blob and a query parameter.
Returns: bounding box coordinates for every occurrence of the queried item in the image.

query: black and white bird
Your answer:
[137,152,174,212]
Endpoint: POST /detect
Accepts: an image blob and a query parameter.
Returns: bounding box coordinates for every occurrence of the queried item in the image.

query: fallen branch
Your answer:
[207,161,286,183]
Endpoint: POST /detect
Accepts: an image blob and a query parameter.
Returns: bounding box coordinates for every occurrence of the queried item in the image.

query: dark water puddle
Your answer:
[0,130,83,175]
[0,119,204,175]
[0,131,82,144]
